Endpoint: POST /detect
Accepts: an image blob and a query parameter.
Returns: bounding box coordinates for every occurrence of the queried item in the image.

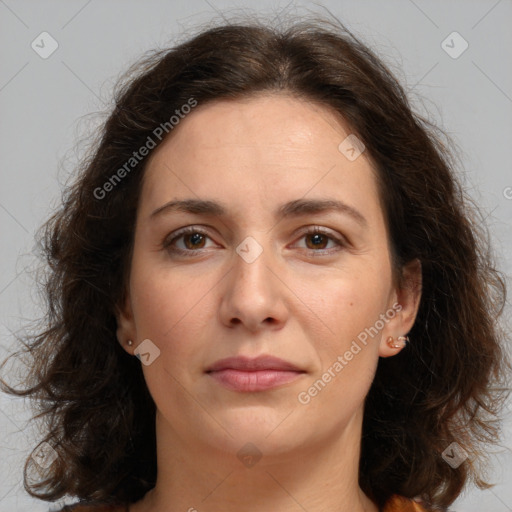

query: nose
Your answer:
[219,238,289,333]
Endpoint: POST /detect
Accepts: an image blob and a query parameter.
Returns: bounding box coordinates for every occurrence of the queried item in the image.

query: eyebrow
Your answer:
[149,198,368,227]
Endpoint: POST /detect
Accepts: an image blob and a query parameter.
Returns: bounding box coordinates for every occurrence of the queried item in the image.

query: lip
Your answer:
[206,355,303,372]
[206,355,306,392]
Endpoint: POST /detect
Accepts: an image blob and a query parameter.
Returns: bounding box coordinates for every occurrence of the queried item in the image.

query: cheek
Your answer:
[130,254,215,340]
[131,269,211,410]
[301,266,392,341]
[127,272,215,406]
[295,275,386,413]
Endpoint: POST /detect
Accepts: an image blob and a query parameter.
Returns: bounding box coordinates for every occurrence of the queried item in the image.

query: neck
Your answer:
[131,407,379,512]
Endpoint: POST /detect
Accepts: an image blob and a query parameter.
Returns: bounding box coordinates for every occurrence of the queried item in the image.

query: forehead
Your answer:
[140,93,382,223]
[149,93,355,162]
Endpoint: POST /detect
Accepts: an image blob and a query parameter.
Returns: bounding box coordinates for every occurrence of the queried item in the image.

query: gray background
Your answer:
[1,0,511,511]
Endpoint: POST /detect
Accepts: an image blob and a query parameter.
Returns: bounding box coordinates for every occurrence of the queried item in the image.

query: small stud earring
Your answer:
[386,336,409,349]
[127,340,133,346]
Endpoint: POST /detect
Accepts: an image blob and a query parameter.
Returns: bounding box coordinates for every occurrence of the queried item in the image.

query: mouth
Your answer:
[205,355,306,392]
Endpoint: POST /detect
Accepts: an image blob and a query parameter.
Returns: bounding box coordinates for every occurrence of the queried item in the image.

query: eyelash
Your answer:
[162,226,346,257]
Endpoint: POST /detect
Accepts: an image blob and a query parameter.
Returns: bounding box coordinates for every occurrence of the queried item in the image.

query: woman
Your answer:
[1,15,509,512]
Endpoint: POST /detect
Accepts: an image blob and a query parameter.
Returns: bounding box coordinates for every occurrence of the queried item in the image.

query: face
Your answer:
[117,93,421,460]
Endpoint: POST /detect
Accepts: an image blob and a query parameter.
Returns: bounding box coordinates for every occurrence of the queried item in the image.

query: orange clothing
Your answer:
[384,494,429,511]
[57,494,429,511]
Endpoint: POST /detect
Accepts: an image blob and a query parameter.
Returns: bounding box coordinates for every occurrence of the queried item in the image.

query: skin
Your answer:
[116,93,422,512]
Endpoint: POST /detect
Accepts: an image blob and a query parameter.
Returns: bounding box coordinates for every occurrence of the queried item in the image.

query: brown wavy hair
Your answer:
[1,14,510,512]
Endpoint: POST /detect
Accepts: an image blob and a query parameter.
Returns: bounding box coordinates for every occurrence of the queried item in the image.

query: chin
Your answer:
[212,411,307,450]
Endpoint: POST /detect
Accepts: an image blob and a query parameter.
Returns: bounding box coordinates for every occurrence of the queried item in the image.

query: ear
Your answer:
[379,258,422,358]
[115,291,137,355]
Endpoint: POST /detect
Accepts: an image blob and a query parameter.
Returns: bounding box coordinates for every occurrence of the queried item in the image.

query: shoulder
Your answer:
[382,495,431,512]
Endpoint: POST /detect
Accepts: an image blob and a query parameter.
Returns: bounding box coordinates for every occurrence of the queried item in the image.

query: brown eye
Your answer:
[293,227,345,256]
[182,232,207,250]
[305,232,330,250]
[162,227,215,256]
